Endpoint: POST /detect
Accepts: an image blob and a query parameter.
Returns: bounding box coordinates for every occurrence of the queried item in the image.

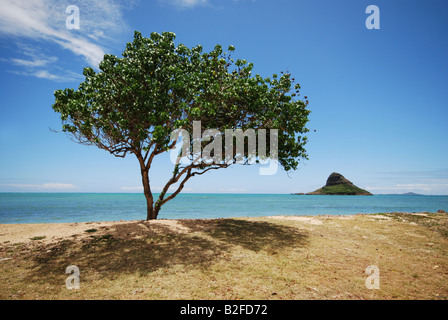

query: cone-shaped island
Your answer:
[305,172,373,195]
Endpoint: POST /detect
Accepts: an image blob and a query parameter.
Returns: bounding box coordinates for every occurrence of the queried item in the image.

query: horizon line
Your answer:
[0,192,447,196]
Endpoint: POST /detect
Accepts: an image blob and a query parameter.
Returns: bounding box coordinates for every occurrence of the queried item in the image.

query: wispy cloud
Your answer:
[121,186,143,191]
[32,69,75,81]
[366,183,448,194]
[366,169,448,194]
[373,169,448,179]
[9,69,83,82]
[3,183,78,190]
[0,0,131,81]
[11,56,57,68]
[219,188,248,193]
[161,0,257,10]
[3,43,84,81]
[159,0,210,9]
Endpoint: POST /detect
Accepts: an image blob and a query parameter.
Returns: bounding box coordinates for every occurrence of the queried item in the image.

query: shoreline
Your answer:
[2,208,447,225]
[1,211,445,245]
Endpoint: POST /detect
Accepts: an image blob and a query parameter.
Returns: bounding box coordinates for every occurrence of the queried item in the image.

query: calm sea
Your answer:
[0,193,447,224]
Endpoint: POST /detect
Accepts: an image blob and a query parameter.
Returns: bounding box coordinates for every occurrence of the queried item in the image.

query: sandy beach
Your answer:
[1,212,447,300]
[0,219,201,245]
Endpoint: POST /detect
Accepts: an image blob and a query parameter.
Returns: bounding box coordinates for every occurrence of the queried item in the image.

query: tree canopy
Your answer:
[52,31,310,220]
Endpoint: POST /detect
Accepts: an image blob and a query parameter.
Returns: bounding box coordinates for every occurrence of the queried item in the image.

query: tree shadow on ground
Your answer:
[180,219,309,252]
[24,218,308,283]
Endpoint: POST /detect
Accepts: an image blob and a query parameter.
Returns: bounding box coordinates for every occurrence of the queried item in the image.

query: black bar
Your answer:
[0,300,444,319]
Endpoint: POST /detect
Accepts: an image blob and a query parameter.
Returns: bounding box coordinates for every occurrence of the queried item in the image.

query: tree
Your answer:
[52,31,310,220]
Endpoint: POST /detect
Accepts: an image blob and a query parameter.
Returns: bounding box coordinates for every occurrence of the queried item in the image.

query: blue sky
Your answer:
[0,0,447,195]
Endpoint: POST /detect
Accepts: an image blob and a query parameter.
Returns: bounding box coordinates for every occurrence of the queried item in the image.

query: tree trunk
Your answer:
[153,205,161,220]
[141,169,156,220]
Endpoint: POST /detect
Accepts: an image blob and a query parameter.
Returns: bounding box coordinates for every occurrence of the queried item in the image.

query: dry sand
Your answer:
[0,219,193,245]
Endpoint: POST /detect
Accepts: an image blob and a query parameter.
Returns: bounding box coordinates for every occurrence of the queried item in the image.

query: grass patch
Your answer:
[83,234,115,248]
[378,212,448,238]
[29,236,45,241]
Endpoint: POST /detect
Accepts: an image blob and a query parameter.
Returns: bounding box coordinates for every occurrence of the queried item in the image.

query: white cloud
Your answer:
[31,70,62,81]
[42,183,77,190]
[394,184,432,188]
[161,0,256,9]
[4,183,77,190]
[367,169,448,194]
[11,56,57,67]
[219,188,248,193]
[121,186,143,191]
[88,30,105,41]
[179,0,209,7]
[3,43,82,81]
[366,183,448,194]
[9,66,83,82]
[34,70,60,80]
[160,0,210,9]
[0,0,131,80]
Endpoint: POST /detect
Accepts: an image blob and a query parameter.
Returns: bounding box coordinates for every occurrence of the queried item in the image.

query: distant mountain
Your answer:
[401,192,422,196]
[305,172,373,196]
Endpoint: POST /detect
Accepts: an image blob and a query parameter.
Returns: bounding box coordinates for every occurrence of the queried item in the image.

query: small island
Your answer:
[297,172,373,196]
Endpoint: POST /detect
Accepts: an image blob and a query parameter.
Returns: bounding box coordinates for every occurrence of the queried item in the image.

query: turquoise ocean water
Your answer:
[0,193,447,224]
